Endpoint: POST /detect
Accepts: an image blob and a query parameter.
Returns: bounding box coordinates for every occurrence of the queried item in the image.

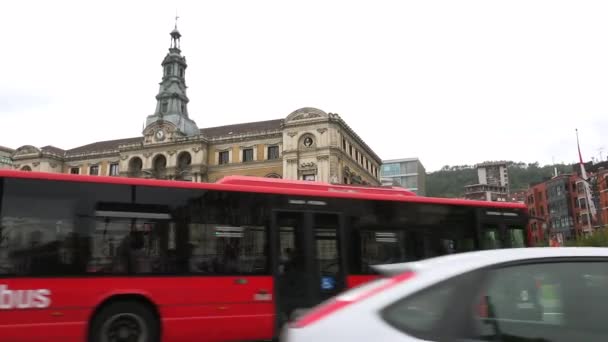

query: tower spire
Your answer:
[143,20,199,138]
[170,12,181,50]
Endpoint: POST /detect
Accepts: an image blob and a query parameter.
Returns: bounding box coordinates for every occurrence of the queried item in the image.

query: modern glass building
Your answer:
[380,158,426,195]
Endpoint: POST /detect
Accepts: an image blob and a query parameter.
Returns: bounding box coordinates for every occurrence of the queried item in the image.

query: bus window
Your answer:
[481,225,502,249]
[187,224,267,275]
[359,230,406,273]
[314,213,343,298]
[508,226,526,248]
[87,218,168,275]
[0,178,129,276]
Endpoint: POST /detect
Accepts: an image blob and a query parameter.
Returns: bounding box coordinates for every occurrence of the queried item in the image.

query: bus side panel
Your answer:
[0,278,94,342]
[159,276,275,342]
[0,276,275,342]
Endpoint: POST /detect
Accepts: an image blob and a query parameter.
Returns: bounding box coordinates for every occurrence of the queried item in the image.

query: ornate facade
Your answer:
[7,26,381,186]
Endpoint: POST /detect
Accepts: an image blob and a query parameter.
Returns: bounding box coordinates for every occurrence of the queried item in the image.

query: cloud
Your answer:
[0,89,53,114]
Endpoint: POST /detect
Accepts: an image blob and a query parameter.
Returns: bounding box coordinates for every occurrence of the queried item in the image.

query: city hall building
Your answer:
[6,26,381,186]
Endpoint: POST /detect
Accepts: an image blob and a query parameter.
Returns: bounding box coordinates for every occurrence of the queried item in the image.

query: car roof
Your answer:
[373,247,608,276]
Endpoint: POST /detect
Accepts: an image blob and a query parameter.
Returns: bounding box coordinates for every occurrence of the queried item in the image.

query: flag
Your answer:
[576,129,598,221]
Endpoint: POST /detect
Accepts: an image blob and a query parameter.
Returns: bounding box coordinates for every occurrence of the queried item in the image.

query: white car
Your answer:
[281,247,608,342]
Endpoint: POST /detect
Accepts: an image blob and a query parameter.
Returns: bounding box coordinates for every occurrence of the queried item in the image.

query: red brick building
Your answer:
[598,168,608,227]
[526,182,548,244]
[526,173,593,245]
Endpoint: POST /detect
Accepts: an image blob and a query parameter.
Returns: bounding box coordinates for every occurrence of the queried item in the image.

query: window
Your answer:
[471,261,608,341]
[342,138,347,150]
[181,103,185,113]
[161,101,168,113]
[165,65,171,76]
[267,145,279,160]
[188,224,267,275]
[88,218,170,274]
[89,165,99,176]
[0,178,270,277]
[303,174,315,181]
[109,163,119,176]
[242,148,254,162]
[358,230,406,274]
[481,226,502,249]
[349,145,353,156]
[218,151,229,165]
[179,67,184,78]
[381,273,472,341]
[70,167,80,175]
[134,186,269,275]
[381,163,401,177]
[0,178,130,276]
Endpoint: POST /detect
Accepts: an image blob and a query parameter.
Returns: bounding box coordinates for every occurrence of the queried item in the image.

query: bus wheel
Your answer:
[90,301,159,342]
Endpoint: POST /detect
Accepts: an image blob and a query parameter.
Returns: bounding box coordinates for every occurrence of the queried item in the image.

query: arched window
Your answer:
[128,157,143,177]
[176,152,192,180]
[152,154,167,179]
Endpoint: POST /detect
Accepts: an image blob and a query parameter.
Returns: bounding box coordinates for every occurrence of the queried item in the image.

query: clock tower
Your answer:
[143,20,199,143]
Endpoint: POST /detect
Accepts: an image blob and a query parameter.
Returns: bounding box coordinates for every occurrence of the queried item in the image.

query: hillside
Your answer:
[426,162,574,198]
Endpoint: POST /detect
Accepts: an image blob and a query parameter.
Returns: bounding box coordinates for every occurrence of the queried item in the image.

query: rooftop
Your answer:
[382,157,421,164]
[0,145,14,153]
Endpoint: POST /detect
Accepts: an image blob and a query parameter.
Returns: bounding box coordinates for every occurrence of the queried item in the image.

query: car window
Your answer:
[471,260,608,341]
[381,273,471,340]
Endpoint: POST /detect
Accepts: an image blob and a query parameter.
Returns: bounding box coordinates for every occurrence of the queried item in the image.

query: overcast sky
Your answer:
[1,0,607,171]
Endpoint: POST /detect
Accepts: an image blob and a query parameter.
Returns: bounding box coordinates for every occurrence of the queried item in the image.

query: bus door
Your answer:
[477,209,528,249]
[272,211,346,325]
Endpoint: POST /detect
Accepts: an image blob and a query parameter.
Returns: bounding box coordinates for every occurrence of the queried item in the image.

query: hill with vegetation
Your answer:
[426,162,574,198]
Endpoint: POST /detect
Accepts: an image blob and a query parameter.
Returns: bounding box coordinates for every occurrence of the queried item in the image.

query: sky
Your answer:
[1,0,607,172]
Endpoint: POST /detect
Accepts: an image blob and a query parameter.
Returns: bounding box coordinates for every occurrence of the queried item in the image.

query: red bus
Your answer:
[0,170,529,341]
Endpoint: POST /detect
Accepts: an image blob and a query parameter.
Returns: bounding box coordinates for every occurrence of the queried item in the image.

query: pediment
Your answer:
[13,145,41,157]
[286,107,328,122]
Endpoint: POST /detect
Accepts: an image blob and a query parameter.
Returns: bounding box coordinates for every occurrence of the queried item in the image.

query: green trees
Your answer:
[426,161,573,198]
[566,228,608,247]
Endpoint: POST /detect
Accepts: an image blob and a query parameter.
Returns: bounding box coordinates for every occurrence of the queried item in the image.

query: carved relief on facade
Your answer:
[299,134,316,149]
[285,107,328,122]
[300,161,316,170]
[13,145,41,158]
